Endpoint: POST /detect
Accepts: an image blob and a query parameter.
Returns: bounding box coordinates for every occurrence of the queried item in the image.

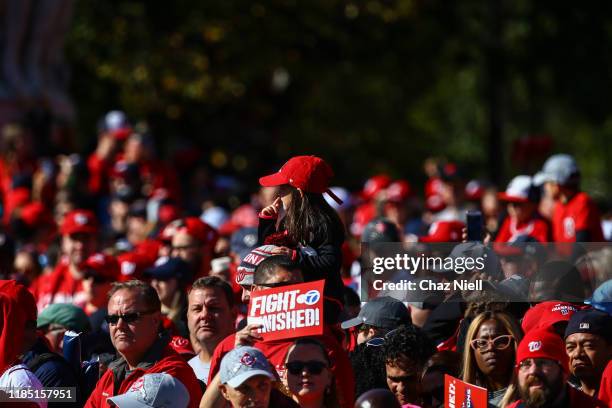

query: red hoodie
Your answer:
[0,280,37,376]
[85,338,202,408]
[208,331,355,408]
[0,281,41,408]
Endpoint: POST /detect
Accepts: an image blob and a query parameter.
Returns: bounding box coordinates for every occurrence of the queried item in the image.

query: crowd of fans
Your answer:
[0,110,611,408]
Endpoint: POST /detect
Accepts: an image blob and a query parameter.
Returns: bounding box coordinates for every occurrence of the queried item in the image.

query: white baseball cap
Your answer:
[498,175,535,202]
[534,154,579,186]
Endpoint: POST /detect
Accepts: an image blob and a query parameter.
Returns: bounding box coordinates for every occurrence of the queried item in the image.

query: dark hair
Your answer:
[254,255,302,285]
[350,342,388,397]
[343,286,360,308]
[190,276,235,308]
[383,325,436,370]
[108,280,161,312]
[288,338,331,365]
[284,189,345,246]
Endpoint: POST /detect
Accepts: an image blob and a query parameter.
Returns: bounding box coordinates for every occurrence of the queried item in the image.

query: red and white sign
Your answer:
[247,280,324,341]
[444,374,487,408]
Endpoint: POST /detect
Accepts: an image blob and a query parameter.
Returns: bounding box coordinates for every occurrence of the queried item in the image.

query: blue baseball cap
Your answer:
[144,257,191,282]
[220,346,276,388]
[230,227,259,260]
[564,309,612,342]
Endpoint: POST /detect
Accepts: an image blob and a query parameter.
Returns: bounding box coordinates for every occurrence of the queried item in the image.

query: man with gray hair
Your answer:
[84,280,202,408]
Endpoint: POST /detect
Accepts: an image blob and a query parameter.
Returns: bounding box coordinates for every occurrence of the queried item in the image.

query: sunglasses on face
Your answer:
[286,360,328,375]
[470,335,514,351]
[104,310,155,325]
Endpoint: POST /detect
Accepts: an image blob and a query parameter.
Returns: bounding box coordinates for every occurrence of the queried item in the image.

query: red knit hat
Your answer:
[516,328,569,373]
[259,156,342,205]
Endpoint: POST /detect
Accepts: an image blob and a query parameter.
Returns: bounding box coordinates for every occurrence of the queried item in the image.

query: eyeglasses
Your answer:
[105,310,156,325]
[470,335,514,351]
[286,360,328,375]
[517,358,559,372]
[365,327,401,347]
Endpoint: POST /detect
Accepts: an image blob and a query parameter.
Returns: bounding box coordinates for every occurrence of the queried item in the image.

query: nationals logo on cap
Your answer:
[75,213,88,225]
[240,353,256,367]
[130,377,145,391]
[528,341,542,352]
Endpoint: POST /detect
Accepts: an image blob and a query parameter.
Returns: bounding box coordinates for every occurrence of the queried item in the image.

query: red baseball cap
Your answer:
[158,203,180,225]
[386,180,412,203]
[521,301,579,334]
[60,209,98,235]
[516,328,569,373]
[259,156,343,205]
[84,253,119,281]
[419,221,465,243]
[117,252,152,282]
[134,239,163,264]
[158,217,218,246]
[465,180,485,201]
[361,174,391,201]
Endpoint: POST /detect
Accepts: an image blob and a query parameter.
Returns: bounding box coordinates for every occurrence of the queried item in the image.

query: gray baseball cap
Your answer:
[220,346,276,388]
[341,296,411,329]
[534,154,579,186]
[107,373,189,408]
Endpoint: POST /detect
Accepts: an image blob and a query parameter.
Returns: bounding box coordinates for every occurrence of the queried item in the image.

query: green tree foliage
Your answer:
[67,0,611,198]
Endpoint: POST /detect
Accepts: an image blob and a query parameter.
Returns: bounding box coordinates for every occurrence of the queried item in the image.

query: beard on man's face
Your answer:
[519,372,564,408]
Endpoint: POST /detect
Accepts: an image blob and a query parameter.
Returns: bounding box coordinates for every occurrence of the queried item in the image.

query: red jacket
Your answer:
[84,336,202,408]
[506,384,606,408]
[208,331,355,408]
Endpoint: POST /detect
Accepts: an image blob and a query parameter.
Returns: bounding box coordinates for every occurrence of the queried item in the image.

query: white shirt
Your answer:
[188,355,210,384]
[0,364,48,408]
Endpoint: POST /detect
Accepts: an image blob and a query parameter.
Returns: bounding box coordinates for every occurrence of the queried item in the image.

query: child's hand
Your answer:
[260,197,282,218]
[235,323,263,346]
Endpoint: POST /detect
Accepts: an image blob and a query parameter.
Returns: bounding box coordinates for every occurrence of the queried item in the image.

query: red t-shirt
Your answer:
[495,216,550,243]
[30,259,87,311]
[208,331,355,408]
[552,192,604,242]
